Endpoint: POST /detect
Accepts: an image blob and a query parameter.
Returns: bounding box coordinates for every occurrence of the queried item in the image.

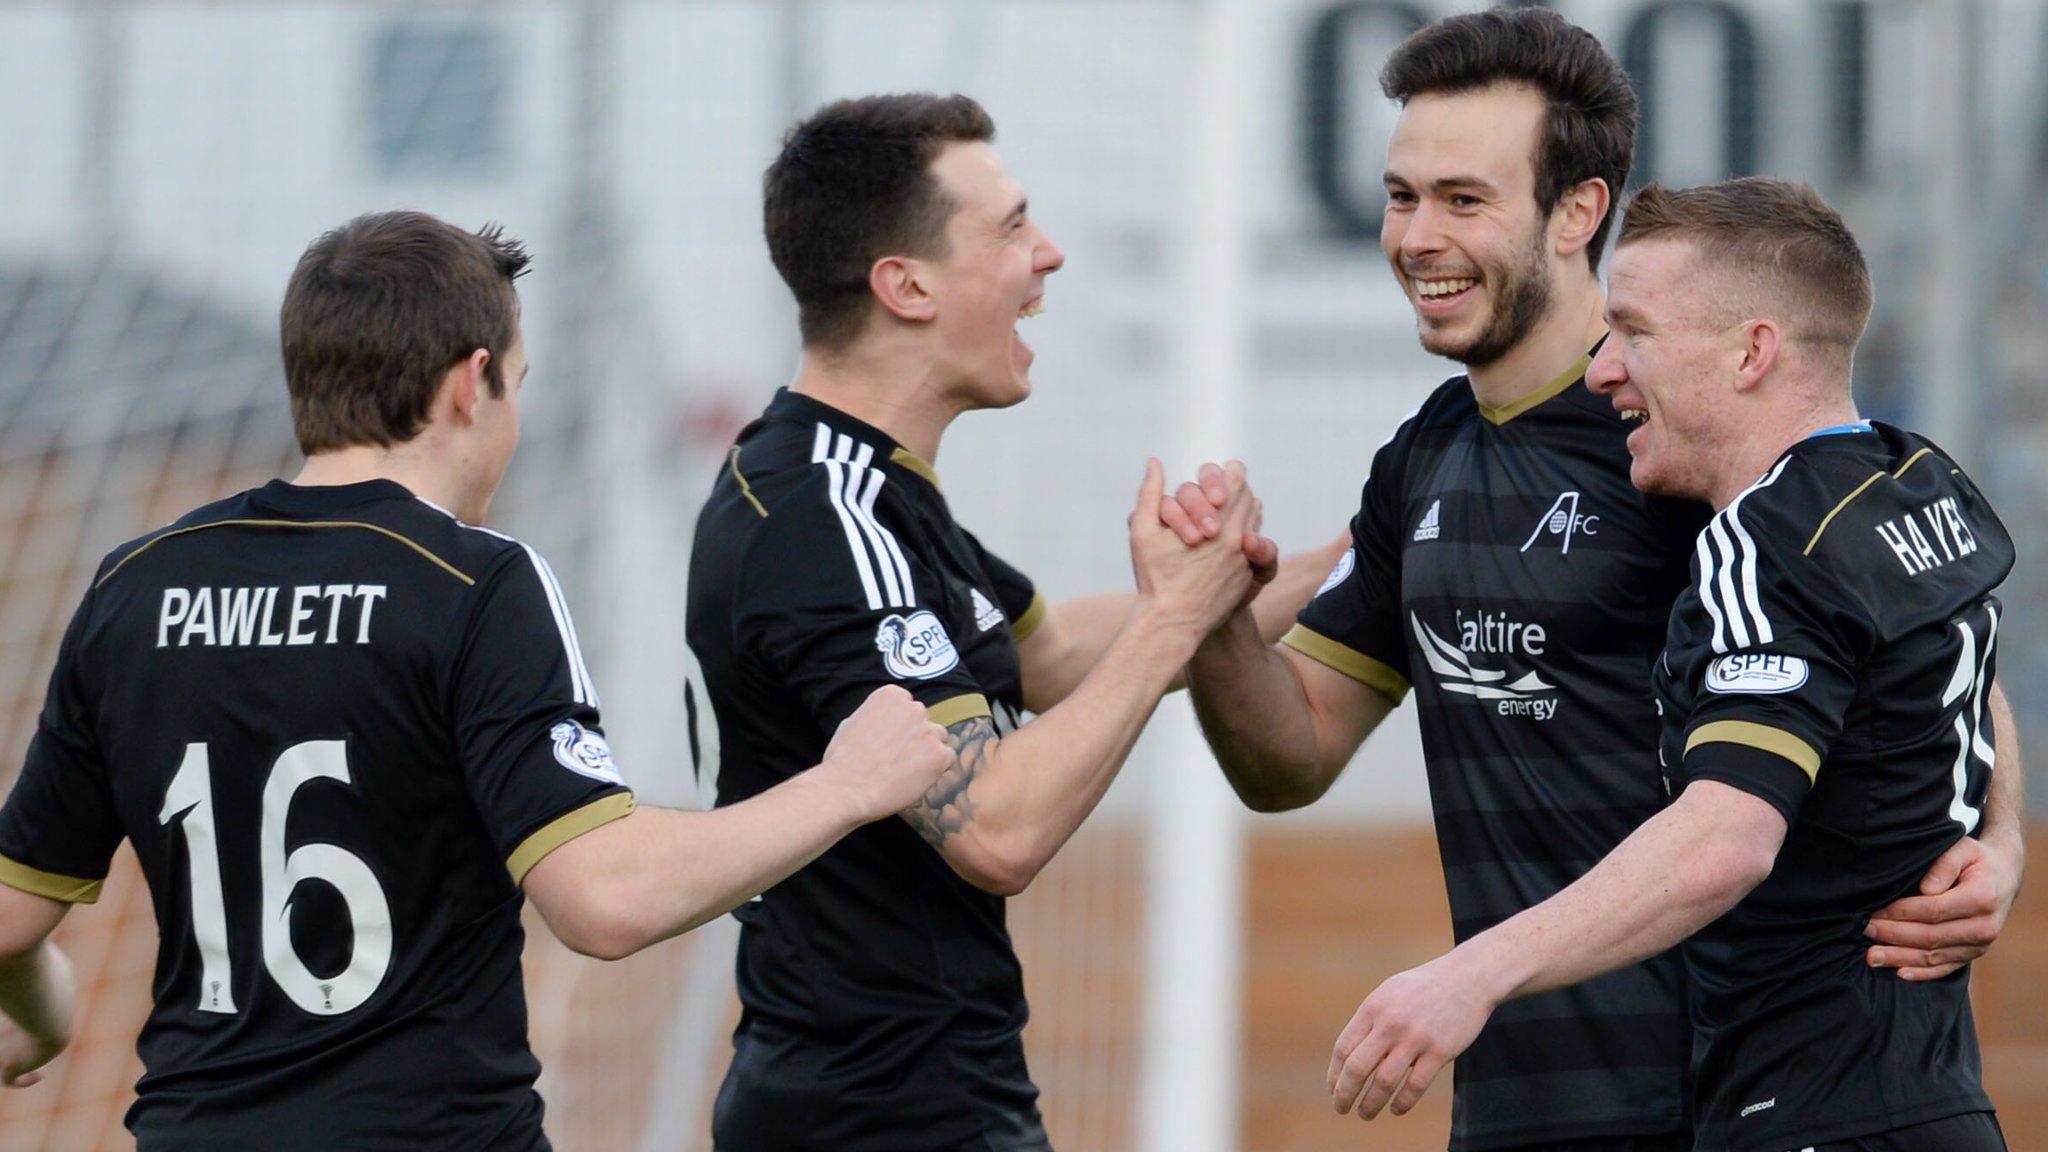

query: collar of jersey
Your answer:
[1475,350,1595,426]
[765,387,943,490]
[248,478,416,514]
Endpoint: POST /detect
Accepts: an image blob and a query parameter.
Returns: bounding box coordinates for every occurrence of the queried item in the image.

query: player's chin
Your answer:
[1627,455,1679,498]
[992,353,1035,407]
[1414,317,1482,362]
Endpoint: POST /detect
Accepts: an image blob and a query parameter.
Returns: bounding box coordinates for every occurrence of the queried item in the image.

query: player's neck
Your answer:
[1463,281,1608,412]
[1707,394,1863,510]
[791,348,956,465]
[292,445,484,523]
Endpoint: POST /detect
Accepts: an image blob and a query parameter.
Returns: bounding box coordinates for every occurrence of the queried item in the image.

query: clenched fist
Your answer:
[822,685,956,821]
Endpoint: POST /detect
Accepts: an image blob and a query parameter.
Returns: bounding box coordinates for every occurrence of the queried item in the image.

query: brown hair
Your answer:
[1618,179,1874,352]
[1381,7,1637,270]
[763,93,996,351]
[281,211,530,454]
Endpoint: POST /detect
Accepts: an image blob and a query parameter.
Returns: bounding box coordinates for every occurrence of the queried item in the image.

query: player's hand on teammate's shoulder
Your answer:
[819,686,955,822]
[1156,461,1279,604]
[1864,833,2022,980]
[1328,949,1498,1123]
[1128,458,1260,633]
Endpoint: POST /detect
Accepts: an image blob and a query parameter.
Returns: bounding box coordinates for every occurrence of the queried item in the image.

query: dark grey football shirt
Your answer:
[1289,360,1709,1150]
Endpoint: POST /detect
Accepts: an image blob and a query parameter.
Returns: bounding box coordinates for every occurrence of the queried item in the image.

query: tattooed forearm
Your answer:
[904,716,997,849]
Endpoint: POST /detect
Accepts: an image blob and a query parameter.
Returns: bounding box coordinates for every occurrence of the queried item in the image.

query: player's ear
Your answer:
[1731,318,1780,393]
[1551,178,1609,261]
[442,348,492,426]
[869,256,937,324]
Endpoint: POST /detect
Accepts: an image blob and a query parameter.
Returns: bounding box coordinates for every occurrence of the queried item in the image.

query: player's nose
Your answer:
[1034,225,1065,274]
[1586,344,1626,395]
[1398,201,1450,259]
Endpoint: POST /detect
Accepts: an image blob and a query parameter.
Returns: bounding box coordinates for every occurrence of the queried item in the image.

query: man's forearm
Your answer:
[1017,591,1139,710]
[531,772,868,959]
[1187,609,1343,811]
[1460,783,1785,1003]
[946,603,1201,891]
[0,942,72,1050]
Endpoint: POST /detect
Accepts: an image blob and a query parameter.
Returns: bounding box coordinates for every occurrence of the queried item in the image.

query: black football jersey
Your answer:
[1655,423,2011,1151]
[685,389,1046,1152]
[1288,358,1709,1150]
[0,479,633,1151]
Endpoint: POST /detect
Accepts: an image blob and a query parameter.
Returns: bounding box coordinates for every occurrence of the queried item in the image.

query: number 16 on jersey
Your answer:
[159,740,393,1016]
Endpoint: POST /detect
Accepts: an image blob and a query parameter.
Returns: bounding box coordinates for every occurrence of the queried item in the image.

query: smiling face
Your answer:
[919,141,1064,410]
[1382,82,1559,368]
[1586,238,1742,500]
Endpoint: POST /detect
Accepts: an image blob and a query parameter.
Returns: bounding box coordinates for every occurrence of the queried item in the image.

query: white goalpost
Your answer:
[1138,2,1254,1150]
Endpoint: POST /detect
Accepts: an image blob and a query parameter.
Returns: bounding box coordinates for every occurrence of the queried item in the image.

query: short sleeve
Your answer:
[1677,501,1864,822]
[452,548,634,885]
[0,586,124,903]
[1282,420,1415,703]
[960,529,1043,643]
[741,474,994,733]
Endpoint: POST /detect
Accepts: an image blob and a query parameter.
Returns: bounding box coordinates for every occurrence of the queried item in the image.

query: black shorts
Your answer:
[1797,1110,2005,1152]
[712,1026,1051,1152]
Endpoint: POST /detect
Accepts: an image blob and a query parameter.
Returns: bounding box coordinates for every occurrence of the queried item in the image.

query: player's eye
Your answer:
[1385,189,1416,207]
[1449,194,1481,209]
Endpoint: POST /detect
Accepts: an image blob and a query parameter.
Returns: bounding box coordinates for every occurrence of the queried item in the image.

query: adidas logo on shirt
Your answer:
[970,588,1005,632]
[1414,499,1442,542]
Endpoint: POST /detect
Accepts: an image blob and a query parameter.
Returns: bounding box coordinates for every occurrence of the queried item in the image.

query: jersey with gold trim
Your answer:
[1287,364,1710,1150]
[685,388,1044,1152]
[1654,423,2012,1152]
[0,479,631,1152]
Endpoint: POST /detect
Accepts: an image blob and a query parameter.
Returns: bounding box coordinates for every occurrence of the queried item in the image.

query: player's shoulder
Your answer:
[93,488,260,583]
[733,419,923,540]
[719,446,933,634]
[89,481,531,595]
[1712,449,1849,554]
[1403,374,1482,438]
[1756,425,1986,556]
[401,499,569,594]
[1794,424,2013,592]
[1352,377,1472,496]
[1708,425,2013,629]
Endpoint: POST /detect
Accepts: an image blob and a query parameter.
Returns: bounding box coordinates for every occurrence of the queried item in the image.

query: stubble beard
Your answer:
[1421,227,1555,370]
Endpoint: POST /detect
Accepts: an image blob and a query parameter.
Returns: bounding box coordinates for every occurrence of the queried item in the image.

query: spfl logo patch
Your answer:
[1317,548,1357,597]
[1706,654,1810,695]
[875,610,961,680]
[550,720,624,784]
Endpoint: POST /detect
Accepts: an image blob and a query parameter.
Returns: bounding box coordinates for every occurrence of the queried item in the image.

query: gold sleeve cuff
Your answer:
[1279,625,1411,703]
[507,792,638,886]
[1011,592,1048,643]
[0,855,103,904]
[927,693,993,729]
[1685,720,1822,782]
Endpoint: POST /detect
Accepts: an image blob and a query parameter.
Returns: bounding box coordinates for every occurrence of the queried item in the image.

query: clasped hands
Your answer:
[1127,460,1281,637]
